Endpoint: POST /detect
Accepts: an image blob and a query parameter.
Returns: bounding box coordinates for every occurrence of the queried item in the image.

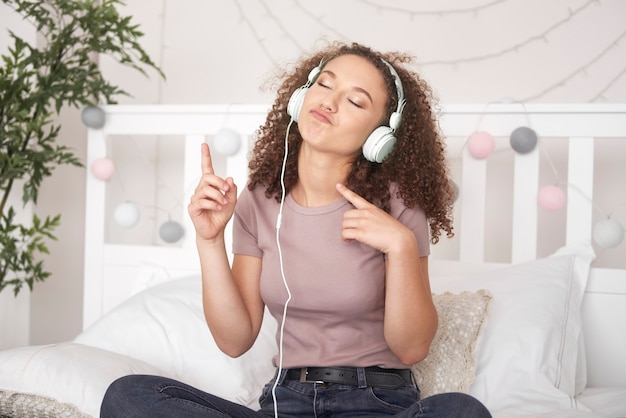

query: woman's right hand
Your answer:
[188,143,238,242]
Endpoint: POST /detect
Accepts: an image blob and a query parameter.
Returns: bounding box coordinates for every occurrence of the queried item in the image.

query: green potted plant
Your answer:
[0,0,163,295]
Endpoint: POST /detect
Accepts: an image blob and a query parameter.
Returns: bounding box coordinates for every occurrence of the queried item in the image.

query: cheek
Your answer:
[351,114,383,144]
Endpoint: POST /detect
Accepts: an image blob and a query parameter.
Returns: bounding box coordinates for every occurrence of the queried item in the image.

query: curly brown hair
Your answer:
[247,41,454,244]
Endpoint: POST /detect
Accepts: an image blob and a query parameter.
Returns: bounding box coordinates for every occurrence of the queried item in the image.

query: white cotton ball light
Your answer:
[593,218,624,249]
[213,128,241,156]
[81,105,106,129]
[113,202,140,228]
[467,131,495,159]
[510,126,538,154]
[450,180,460,202]
[159,220,184,243]
[91,157,115,181]
[537,185,566,211]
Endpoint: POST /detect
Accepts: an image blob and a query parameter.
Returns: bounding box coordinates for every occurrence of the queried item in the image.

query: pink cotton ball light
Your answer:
[467,131,495,159]
[91,157,115,181]
[537,185,566,211]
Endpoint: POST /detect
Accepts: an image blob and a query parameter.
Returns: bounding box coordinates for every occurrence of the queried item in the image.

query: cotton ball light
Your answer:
[91,157,115,181]
[159,220,185,243]
[450,180,460,202]
[213,128,241,156]
[510,126,538,154]
[113,202,140,228]
[467,131,495,159]
[81,105,106,129]
[537,185,566,211]
[593,218,624,249]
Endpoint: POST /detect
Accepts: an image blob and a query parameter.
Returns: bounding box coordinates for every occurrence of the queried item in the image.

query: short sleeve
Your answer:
[232,187,263,257]
[389,184,430,257]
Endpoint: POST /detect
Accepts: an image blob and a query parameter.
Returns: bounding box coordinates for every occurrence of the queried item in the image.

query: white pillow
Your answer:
[74,276,278,409]
[412,290,492,398]
[0,342,167,417]
[430,242,595,414]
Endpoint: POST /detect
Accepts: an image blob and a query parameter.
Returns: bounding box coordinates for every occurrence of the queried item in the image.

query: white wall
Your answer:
[102,0,626,105]
[1,0,624,346]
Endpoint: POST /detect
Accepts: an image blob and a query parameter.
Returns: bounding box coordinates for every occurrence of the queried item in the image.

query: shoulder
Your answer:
[388,182,426,219]
[236,184,277,215]
[238,184,268,204]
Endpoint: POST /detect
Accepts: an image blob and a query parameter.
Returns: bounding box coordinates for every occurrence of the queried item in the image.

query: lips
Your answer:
[310,109,332,124]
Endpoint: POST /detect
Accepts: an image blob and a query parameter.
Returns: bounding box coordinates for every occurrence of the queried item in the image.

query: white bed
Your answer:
[0,104,625,418]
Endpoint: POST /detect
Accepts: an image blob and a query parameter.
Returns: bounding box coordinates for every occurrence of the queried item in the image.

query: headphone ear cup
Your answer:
[287,86,308,121]
[362,126,397,163]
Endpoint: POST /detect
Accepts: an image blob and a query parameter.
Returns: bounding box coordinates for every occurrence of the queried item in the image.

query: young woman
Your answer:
[101,42,491,418]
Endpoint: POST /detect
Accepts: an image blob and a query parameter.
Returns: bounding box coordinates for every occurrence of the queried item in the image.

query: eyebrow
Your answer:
[320,69,374,104]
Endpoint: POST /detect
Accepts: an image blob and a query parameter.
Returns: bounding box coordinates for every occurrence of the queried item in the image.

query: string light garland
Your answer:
[290,1,350,42]
[223,0,623,102]
[231,0,304,65]
[463,102,625,251]
[83,2,625,250]
[521,29,626,102]
[81,107,242,244]
[358,0,508,17]
[82,121,189,244]
[417,0,600,66]
[591,67,626,103]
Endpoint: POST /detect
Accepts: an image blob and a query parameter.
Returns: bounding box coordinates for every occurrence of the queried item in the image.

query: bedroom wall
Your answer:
[1,1,624,347]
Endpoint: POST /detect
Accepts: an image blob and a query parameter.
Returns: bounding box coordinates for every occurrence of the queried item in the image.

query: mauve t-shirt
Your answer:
[232,183,430,369]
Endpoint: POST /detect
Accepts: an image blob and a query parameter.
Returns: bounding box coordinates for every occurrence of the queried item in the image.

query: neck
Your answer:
[292,146,354,207]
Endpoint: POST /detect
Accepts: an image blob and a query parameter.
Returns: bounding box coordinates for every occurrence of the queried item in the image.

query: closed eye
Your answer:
[316,81,331,89]
[349,99,363,108]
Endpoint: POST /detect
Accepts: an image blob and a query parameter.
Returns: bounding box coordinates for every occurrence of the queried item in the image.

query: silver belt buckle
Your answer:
[299,367,324,384]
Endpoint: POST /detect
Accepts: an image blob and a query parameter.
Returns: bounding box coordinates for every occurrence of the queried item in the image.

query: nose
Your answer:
[320,92,338,112]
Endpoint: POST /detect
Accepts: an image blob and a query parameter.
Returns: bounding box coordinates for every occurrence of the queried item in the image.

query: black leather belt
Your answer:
[285,366,412,388]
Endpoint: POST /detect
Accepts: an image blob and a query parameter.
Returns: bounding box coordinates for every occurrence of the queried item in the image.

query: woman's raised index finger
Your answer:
[201,142,214,175]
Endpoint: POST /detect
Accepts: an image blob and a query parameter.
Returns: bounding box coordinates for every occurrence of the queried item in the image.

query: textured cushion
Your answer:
[0,390,89,418]
[412,290,492,398]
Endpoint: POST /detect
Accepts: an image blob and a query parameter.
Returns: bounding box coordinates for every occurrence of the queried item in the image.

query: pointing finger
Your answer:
[201,142,214,175]
[336,183,371,209]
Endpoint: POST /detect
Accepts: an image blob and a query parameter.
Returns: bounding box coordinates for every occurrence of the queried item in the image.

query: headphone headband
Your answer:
[380,59,406,132]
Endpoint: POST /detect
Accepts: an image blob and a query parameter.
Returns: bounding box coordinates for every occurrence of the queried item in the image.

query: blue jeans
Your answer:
[100,371,492,417]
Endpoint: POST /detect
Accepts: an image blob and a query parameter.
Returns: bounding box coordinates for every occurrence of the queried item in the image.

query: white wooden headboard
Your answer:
[83,103,626,388]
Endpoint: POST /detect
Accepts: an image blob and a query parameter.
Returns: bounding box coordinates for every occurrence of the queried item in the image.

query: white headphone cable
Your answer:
[271,118,294,418]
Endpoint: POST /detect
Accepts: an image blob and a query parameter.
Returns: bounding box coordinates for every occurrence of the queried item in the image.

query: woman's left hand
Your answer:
[336,183,415,255]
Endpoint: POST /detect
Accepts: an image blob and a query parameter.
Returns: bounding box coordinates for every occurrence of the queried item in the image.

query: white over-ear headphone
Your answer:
[286,57,406,163]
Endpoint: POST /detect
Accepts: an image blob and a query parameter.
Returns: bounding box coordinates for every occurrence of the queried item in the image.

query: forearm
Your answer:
[383,235,438,365]
[196,235,260,357]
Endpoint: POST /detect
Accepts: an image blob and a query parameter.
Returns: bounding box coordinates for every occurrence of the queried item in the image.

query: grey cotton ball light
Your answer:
[510,126,538,154]
[81,105,106,129]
